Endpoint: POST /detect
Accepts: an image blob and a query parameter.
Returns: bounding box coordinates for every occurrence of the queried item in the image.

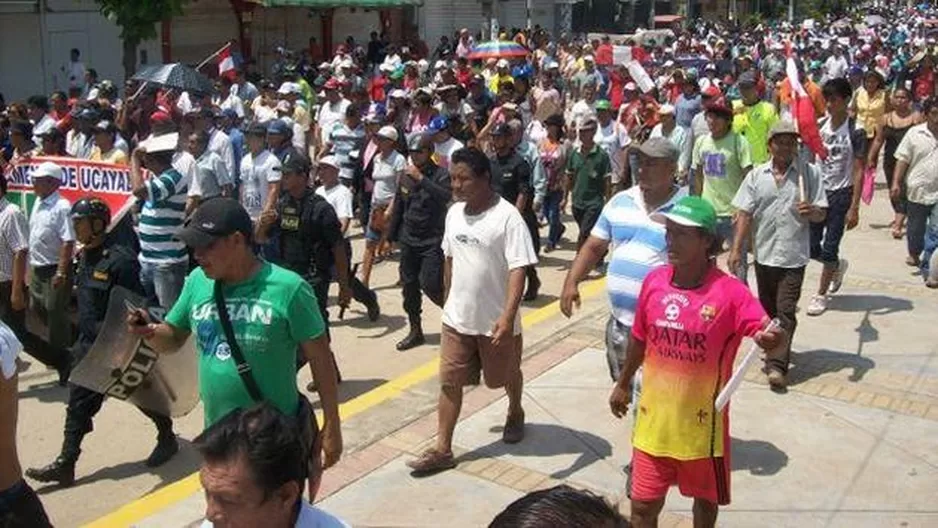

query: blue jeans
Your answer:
[715,216,748,283]
[907,201,938,278]
[544,190,564,247]
[139,261,188,313]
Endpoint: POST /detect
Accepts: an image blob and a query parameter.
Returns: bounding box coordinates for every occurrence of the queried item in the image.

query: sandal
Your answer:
[406,448,456,475]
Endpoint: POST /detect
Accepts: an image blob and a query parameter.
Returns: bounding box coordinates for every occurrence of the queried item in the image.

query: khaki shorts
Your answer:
[440,324,522,389]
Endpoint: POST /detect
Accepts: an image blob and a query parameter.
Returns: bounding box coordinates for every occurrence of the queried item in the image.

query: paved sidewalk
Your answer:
[137,280,938,527]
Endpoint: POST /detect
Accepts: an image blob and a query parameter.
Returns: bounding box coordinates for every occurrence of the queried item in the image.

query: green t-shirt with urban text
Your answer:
[166,262,325,427]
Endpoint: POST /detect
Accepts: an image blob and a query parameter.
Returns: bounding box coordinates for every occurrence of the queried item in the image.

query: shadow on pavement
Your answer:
[460,423,613,480]
[35,438,200,496]
[786,349,877,385]
[18,381,68,404]
[538,255,573,271]
[310,378,388,407]
[730,437,789,476]
[826,294,913,315]
[524,293,559,310]
[331,313,407,339]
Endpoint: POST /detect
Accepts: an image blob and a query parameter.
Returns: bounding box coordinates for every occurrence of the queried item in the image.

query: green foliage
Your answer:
[96,0,188,44]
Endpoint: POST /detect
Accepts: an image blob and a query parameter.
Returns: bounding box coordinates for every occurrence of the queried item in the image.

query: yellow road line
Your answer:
[84,278,607,527]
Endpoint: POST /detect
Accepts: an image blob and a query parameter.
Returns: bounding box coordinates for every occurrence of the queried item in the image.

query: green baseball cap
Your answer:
[651,196,717,234]
[594,99,612,111]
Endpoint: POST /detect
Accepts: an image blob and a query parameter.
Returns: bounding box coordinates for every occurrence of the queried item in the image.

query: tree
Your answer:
[96,0,189,78]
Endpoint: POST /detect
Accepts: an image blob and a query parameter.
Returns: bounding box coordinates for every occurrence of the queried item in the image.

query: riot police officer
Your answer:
[390,134,451,351]
[489,123,541,301]
[256,153,353,381]
[26,197,178,487]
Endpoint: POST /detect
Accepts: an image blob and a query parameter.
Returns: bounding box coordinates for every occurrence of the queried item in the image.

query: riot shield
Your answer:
[70,286,200,417]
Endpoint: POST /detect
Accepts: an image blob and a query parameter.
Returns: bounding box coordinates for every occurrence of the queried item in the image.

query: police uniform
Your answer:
[490,140,542,299]
[273,187,344,333]
[27,200,176,486]
[390,150,451,350]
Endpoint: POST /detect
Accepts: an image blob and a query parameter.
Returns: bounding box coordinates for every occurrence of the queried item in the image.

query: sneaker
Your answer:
[502,411,525,444]
[828,259,849,294]
[25,457,76,487]
[406,448,457,476]
[806,294,828,316]
[767,369,788,391]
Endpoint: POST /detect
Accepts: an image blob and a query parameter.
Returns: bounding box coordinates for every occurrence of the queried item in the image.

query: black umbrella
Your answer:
[132,63,215,95]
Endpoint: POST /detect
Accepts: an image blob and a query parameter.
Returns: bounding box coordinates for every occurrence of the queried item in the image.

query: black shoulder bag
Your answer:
[213,280,322,495]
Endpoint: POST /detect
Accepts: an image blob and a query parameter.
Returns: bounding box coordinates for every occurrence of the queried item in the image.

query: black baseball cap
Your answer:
[278,153,312,175]
[490,123,511,136]
[174,198,253,248]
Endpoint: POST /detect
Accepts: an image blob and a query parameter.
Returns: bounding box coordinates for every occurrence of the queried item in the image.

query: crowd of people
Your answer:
[2,2,938,527]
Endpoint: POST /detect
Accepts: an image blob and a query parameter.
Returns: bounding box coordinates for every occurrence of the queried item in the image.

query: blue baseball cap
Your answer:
[427,115,449,134]
[266,119,291,135]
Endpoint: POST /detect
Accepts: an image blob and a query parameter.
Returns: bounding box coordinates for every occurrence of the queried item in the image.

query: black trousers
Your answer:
[0,281,68,371]
[399,243,444,325]
[755,264,806,375]
[61,342,174,462]
[0,480,51,528]
[573,205,602,249]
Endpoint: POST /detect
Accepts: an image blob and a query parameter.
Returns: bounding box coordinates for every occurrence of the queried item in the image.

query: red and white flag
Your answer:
[785,47,827,160]
[218,43,236,81]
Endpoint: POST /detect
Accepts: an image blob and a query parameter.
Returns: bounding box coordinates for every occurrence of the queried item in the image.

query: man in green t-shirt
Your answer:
[566,116,613,255]
[732,72,778,166]
[125,199,343,478]
[692,97,753,282]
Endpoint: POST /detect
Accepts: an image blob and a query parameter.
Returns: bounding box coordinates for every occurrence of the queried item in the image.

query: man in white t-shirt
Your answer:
[315,156,380,321]
[197,403,349,528]
[427,115,464,170]
[239,123,282,221]
[594,99,630,187]
[314,78,351,155]
[407,147,537,475]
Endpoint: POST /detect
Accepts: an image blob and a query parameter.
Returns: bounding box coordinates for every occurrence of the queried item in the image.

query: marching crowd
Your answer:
[2,2,938,527]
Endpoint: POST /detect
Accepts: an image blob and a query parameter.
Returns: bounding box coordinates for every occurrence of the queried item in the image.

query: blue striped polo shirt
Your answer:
[138,167,188,265]
[591,185,688,326]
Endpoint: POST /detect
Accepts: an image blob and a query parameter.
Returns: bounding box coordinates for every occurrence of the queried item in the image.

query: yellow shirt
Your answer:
[856,87,886,139]
[90,147,128,165]
[488,74,514,95]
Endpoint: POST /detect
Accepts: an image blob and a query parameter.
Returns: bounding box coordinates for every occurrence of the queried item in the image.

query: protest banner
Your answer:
[613,45,632,65]
[4,155,138,227]
[626,60,656,93]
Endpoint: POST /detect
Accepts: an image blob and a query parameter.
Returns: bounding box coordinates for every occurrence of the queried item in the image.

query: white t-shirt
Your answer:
[172,150,196,193]
[595,121,630,183]
[371,150,405,206]
[317,99,351,138]
[316,184,354,223]
[200,501,349,528]
[441,198,538,336]
[433,136,464,169]
[189,150,230,199]
[817,118,857,192]
[240,150,281,220]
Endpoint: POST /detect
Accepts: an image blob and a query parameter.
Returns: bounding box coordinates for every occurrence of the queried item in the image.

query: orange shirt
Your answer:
[777,78,825,118]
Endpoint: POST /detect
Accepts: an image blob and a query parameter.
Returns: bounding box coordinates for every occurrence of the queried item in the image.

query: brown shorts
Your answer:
[440,324,522,389]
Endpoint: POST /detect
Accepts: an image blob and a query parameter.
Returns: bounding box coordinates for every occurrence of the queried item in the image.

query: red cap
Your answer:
[703,85,722,98]
[150,110,173,124]
[705,97,733,117]
[323,78,342,90]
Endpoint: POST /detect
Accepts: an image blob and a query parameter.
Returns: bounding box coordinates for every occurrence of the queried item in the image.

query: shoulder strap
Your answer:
[214,280,264,402]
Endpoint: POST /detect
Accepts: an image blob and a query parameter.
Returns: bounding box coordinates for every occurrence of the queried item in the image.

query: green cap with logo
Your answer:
[651,196,717,234]
[594,99,612,111]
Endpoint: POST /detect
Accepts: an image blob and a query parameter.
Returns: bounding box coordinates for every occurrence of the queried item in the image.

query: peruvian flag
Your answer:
[218,43,237,81]
[784,47,827,160]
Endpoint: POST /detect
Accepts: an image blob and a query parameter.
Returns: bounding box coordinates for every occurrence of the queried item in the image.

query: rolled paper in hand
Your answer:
[715,317,782,412]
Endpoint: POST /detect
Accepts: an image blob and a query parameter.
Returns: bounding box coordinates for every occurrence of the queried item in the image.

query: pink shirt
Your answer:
[631,265,766,460]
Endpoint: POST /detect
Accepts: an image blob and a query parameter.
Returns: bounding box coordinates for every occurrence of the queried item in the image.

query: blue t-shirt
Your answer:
[675,93,702,129]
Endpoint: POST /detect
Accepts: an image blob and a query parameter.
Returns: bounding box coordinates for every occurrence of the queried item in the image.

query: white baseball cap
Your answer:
[389,89,408,99]
[29,161,64,182]
[376,126,399,141]
[138,132,179,154]
[584,54,595,62]
[496,59,510,68]
[317,155,340,170]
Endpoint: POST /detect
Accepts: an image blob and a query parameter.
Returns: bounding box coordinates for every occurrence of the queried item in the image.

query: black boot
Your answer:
[396,323,425,351]
[523,272,541,302]
[364,289,380,322]
[26,456,76,487]
[145,433,179,468]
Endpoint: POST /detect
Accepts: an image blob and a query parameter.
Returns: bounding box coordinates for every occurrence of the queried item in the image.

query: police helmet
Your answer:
[71,196,111,232]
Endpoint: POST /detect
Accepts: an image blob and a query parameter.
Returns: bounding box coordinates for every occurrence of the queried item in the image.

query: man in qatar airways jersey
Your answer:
[609,196,783,528]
